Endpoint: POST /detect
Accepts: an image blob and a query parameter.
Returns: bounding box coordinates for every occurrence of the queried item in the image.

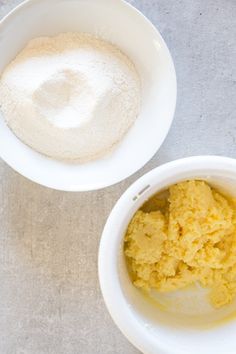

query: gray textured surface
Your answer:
[0,0,236,353]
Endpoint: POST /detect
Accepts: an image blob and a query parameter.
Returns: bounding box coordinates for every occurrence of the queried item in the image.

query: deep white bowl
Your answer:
[0,0,176,191]
[99,156,236,354]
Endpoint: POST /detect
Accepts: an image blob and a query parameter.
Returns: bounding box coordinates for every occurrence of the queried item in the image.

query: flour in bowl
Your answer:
[0,32,141,162]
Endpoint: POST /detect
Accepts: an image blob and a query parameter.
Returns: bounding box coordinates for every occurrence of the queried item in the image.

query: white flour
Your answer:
[0,32,141,162]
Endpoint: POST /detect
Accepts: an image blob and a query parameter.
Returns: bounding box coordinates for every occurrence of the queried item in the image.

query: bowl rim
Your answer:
[98,155,236,354]
[0,0,177,191]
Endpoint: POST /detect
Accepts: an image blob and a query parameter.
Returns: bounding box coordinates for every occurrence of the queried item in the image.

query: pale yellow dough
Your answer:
[124,180,236,308]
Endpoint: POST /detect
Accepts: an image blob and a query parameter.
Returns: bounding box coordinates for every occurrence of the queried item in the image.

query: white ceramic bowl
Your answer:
[0,0,176,191]
[99,156,236,354]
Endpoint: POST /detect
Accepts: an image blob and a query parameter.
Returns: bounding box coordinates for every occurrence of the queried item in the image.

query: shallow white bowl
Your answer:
[99,156,236,354]
[0,0,176,191]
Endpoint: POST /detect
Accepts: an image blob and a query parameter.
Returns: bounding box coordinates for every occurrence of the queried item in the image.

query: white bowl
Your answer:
[99,156,236,354]
[0,0,176,191]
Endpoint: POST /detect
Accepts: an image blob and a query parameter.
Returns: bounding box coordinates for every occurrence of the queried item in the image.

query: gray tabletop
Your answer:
[0,1,236,353]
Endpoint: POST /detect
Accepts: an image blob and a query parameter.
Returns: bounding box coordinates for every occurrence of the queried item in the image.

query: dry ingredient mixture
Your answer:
[124,180,236,308]
[0,32,141,162]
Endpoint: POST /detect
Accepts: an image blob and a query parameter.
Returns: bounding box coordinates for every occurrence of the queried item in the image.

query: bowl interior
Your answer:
[99,157,236,354]
[0,0,176,191]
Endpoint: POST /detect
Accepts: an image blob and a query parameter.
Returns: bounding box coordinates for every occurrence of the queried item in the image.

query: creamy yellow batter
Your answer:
[124,180,236,308]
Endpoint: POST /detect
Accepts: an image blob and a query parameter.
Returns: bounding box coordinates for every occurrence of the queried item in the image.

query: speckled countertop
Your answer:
[0,0,236,353]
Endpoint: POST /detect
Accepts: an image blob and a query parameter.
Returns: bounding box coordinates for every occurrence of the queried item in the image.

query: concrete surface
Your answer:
[0,0,236,353]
